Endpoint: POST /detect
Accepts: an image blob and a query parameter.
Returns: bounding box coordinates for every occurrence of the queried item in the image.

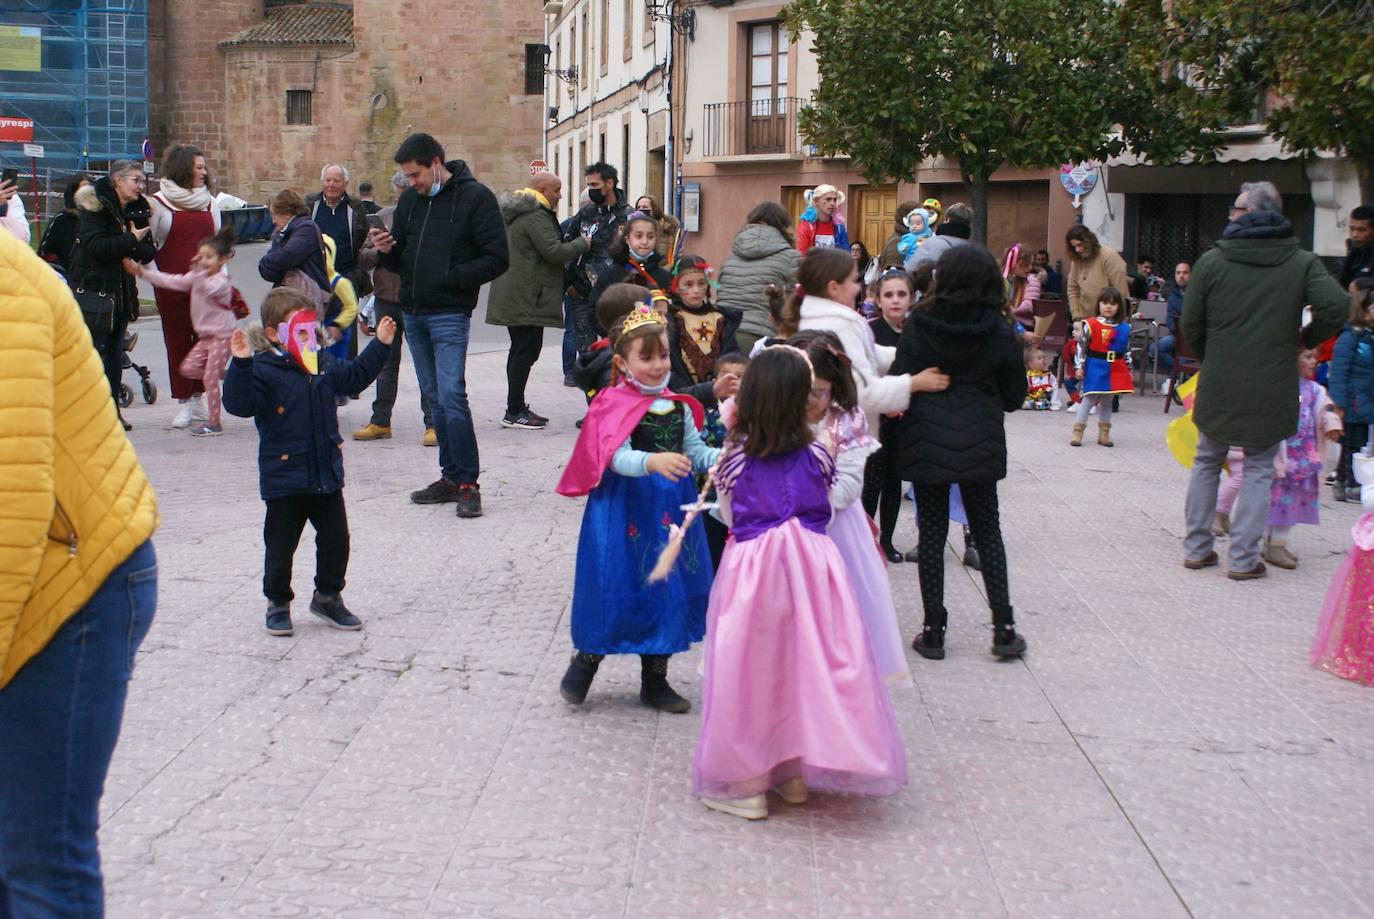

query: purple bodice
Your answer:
[719,444,834,542]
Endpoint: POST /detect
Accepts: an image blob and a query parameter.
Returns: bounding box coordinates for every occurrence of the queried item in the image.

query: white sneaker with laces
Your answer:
[190,393,209,422]
[172,400,194,429]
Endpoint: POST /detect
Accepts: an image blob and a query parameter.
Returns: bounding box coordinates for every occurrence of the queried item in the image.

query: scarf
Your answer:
[155,176,214,212]
[1222,211,1293,240]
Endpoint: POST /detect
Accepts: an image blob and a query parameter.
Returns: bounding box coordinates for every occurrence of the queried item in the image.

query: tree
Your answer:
[1161,0,1374,204]
[784,0,1228,242]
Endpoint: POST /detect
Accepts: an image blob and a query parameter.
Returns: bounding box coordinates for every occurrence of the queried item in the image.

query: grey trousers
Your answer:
[1184,431,1280,572]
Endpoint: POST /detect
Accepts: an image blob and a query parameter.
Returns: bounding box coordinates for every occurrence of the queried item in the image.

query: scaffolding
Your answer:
[0,0,150,180]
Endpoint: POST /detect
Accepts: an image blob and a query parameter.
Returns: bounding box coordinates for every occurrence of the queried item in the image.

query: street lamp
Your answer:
[539,44,578,84]
[646,0,695,39]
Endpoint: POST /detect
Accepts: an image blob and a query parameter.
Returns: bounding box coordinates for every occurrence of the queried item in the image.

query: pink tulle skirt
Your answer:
[829,501,911,687]
[693,519,908,800]
[1310,544,1374,687]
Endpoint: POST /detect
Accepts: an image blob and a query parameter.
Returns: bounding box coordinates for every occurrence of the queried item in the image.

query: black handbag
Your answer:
[71,273,117,332]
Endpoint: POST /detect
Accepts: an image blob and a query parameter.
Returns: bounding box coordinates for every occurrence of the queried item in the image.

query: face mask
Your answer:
[588,187,606,206]
[623,367,668,396]
[277,310,320,374]
[428,179,442,197]
[629,247,655,262]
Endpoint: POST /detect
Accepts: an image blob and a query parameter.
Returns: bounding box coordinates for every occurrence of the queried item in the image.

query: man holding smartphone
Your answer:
[0,169,29,244]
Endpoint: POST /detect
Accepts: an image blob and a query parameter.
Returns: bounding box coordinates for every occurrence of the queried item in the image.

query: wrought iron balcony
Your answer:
[702,97,804,158]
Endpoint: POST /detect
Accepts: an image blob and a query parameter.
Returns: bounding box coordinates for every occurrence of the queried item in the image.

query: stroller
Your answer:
[117,331,158,408]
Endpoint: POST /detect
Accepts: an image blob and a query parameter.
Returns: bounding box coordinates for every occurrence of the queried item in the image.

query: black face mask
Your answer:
[588,187,606,206]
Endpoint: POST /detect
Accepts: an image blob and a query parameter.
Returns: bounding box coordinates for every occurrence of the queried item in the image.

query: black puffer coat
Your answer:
[890,305,1026,484]
[68,177,155,321]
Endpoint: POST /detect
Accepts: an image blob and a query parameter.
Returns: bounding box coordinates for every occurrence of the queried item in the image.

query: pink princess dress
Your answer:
[1311,512,1374,687]
[815,406,911,687]
[693,442,907,801]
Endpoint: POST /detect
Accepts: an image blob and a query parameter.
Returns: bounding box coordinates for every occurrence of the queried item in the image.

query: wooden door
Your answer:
[850,185,897,259]
[919,180,1049,260]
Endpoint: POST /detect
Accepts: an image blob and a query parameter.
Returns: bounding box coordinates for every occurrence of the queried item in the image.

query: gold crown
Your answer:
[619,302,665,338]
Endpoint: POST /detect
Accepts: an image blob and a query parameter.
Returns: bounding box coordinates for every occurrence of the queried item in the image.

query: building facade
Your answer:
[551,0,1364,273]
[542,0,674,222]
[149,0,544,206]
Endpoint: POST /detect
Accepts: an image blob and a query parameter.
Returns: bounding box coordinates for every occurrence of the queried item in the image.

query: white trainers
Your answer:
[702,794,768,820]
[172,400,194,429]
[190,393,209,422]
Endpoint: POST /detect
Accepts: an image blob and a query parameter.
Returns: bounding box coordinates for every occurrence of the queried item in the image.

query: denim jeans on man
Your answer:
[405,311,480,484]
[1184,432,1280,571]
[0,540,157,918]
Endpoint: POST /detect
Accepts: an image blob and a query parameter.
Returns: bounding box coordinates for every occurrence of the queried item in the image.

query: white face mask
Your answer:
[629,247,654,262]
[623,367,668,396]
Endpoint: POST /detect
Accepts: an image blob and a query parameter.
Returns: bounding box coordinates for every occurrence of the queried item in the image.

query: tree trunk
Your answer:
[968,173,990,245]
[1358,156,1374,206]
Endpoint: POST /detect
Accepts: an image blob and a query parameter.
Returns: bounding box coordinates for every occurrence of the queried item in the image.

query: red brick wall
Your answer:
[147,0,261,179]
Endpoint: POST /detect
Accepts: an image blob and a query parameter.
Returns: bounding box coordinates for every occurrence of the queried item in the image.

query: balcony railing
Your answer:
[703,97,803,158]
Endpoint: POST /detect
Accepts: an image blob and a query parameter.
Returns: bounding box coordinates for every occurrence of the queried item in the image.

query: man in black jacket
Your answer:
[565,162,630,351]
[1341,205,1374,289]
[370,133,509,518]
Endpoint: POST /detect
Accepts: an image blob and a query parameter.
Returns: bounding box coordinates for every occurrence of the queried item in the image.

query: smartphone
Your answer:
[0,167,18,186]
[366,213,387,232]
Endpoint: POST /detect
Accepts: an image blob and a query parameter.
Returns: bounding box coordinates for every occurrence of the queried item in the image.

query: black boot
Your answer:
[559,651,603,704]
[880,541,903,564]
[912,607,948,660]
[961,527,981,570]
[639,654,691,713]
[991,606,1027,659]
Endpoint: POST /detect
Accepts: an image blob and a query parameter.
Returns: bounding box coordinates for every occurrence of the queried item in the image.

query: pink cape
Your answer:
[556,383,704,498]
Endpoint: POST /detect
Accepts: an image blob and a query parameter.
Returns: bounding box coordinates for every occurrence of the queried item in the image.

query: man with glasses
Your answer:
[1180,181,1348,580]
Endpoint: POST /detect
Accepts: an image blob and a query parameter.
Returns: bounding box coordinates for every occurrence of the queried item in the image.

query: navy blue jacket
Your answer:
[223,339,389,499]
[258,214,329,291]
[1329,326,1374,424]
[1165,286,1185,335]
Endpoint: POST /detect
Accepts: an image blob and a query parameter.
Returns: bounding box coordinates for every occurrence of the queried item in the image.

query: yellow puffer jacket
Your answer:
[0,230,159,688]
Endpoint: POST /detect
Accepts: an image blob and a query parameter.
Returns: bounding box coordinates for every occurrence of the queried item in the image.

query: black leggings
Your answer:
[505,325,545,415]
[911,481,1013,630]
[861,447,903,547]
[263,491,349,605]
[1338,423,1370,487]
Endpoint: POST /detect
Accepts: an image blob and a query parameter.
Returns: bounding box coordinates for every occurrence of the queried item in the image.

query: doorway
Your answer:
[850,185,897,258]
[918,180,1050,259]
[647,146,665,207]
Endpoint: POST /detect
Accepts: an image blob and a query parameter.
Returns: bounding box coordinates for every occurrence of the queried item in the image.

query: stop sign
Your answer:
[529,160,549,176]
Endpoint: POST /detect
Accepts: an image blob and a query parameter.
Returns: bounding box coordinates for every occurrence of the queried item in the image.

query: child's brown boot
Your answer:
[1097,422,1114,447]
[1070,422,1086,446]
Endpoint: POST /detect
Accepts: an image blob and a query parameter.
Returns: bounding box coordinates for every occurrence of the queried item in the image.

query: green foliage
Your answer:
[784,0,1227,227]
[1165,0,1374,200]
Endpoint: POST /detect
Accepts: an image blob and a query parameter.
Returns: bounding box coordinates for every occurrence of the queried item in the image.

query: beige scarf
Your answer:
[155,176,213,212]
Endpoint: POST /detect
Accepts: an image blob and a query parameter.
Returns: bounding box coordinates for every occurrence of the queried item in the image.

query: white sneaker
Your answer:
[190,393,209,422]
[1160,380,1172,395]
[172,400,194,429]
[702,794,768,820]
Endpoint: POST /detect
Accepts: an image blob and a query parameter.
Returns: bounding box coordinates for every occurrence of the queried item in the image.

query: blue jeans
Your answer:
[1149,334,1175,376]
[561,297,577,378]
[405,311,480,484]
[0,540,157,919]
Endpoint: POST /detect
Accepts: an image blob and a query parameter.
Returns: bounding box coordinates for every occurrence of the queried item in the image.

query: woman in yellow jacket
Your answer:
[0,229,159,914]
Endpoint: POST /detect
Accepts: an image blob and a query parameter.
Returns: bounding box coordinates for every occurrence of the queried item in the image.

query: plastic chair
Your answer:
[1163,322,1201,414]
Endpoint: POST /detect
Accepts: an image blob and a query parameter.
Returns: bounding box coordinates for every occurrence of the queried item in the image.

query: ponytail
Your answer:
[200,225,236,258]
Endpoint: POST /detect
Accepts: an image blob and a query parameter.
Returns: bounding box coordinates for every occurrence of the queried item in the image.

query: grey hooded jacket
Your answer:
[716,223,801,342]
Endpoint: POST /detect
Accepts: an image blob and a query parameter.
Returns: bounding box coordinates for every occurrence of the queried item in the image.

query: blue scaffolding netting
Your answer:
[0,0,150,173]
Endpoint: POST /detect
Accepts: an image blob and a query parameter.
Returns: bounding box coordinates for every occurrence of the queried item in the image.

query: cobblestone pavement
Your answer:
[103,320,1374,919]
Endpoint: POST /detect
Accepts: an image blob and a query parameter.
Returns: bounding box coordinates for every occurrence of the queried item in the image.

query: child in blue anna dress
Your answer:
[556,302,721,713]
[1070,286,1132,447]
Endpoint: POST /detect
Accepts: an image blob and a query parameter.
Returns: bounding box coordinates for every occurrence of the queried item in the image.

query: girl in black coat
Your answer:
[891,245,1029,660]
[68,164,156,426]
[588,212,671,326]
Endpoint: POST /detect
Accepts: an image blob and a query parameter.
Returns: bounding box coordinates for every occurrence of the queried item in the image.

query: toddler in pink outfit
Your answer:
[125,226,239,435]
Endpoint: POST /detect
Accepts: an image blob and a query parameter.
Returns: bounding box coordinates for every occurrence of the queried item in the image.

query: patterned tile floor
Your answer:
[103,319,1374,919]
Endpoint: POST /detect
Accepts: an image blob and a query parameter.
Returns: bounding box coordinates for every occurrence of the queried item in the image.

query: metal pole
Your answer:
[29,156,38,236]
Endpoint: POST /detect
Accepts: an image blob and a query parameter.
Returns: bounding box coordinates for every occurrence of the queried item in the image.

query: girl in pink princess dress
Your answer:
[1311,448,1374,686]
[693,346,906,821]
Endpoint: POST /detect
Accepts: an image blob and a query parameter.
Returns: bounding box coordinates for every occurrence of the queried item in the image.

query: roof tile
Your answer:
[221,5,353,48]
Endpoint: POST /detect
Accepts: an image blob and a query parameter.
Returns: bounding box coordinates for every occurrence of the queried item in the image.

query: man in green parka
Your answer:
[1182,181,1348,579]
[486,172,590,430]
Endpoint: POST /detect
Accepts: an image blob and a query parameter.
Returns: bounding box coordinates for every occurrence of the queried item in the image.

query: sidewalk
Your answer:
[102,341,1374,919]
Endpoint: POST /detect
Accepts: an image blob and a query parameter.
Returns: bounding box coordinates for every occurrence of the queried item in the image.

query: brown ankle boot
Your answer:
[1097,422,1114,447]
[1070,422,1086,446]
